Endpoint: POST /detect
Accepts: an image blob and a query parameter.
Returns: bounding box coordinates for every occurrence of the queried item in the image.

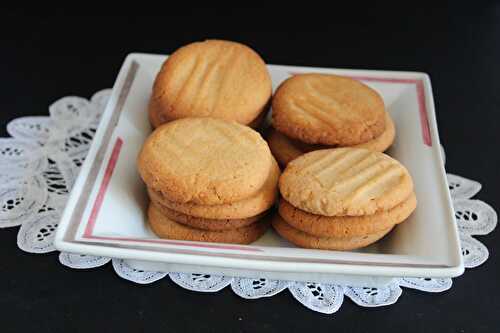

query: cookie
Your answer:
[279,148,414,216]
[147,158,280,219]
[267,128,304,167]
[272,74,386,146]
[279,192,416,238]
[272,214,392,250]
[247,104,269,130]
[149,98,270,130]
[353,111,395,152]
[148,203,269,244]
[151,199,265,231]
[148,98,164,128]
[148,40,272,127]
[138,117,274,205]
[268,112,395,166]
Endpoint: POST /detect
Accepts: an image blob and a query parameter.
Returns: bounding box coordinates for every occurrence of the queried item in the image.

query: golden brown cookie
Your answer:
[149,99,270,130]
[272,214,392,250]
[247,105,269,130]
[353,112,395,152]
[138,117,274,205]
[147,158,280,219]
[148,204,269,244]
[272,74,386,146]
[268,112,395,166]
[279,148,414,216]
[149,40,272,127]
[267,128,304,167]
[148,98,164,128]
[279,193,416,238]
[151,199,265,231]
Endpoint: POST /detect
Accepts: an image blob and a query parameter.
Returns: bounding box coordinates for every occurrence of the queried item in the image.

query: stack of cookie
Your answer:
[148,39,272,129]
[137,118,279,244]
[268,74,395,166]
[272,148,416,250]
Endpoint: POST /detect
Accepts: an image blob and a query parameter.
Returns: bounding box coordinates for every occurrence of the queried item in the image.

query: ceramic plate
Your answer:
[54,53,463,285]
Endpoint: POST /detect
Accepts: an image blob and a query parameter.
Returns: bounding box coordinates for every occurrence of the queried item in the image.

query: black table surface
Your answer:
[1,8,499,333]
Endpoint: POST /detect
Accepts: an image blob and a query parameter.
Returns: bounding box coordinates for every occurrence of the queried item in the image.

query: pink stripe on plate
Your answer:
[86,235,263,252]
[83,137,123,237]
[416,80,432,146]
[343,76,418,84]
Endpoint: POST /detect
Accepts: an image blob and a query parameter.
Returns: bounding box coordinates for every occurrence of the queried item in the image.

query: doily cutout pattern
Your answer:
[289,282,344,314]
[0,90,497,314]
[59,253,111,269]
[112,259,167,284]
[398,277,452,292]
[231,277,290,299]
[344,284,402,307]
[169,273,233,292]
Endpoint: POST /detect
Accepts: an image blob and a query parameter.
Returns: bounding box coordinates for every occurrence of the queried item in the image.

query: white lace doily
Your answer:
[1,90,497,314]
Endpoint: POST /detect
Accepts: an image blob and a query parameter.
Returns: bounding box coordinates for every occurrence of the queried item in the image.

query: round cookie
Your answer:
[149,40,272,126]
[272,73,386,146]
[149,98,269,130]
[267,128,304,167]
[279,193,416,238]
[147,158,280,219]
[148,99,164,128]
[272,214,393,250]
[247,105,269,130]
[279,148,414,216]
[138,117,273,205]
[148,204,269,244]
[353,112,395,152]
[151,200,265,231]
[268,112,395,166]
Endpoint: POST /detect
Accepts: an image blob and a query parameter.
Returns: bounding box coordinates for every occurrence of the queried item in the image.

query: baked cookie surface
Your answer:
[272,74,386,146]
[149,40,272,127]
[278,193,416,238]
[151,200,265,231]
[268,112,395,166]
[148,204,269,244]
[138,118,273,205]
[146,157,280,219]
[272,214,392,250]
[353,111,395,152]
[267,128,304,167]
[279,148,414,216]
[149,98,270,130]
[148,98,164,128]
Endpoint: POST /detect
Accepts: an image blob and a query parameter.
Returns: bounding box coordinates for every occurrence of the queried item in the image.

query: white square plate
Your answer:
[54,53,463,284]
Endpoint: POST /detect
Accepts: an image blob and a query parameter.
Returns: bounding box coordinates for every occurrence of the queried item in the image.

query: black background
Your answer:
[1,7,500,333]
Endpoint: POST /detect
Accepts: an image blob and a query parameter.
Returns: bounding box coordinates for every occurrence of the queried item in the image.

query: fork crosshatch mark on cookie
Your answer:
[287,72,432,147]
